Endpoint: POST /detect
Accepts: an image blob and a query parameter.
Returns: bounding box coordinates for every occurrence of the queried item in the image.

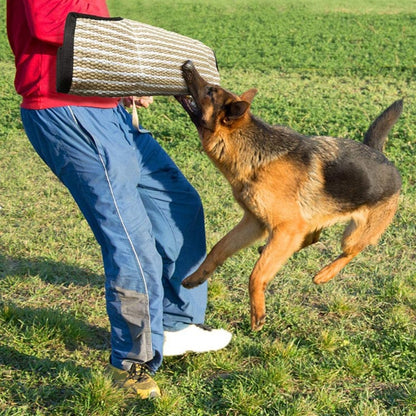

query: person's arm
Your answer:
[23,0,110,45]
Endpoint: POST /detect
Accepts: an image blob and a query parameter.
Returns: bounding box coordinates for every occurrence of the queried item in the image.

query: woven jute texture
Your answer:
[59,14,220,97]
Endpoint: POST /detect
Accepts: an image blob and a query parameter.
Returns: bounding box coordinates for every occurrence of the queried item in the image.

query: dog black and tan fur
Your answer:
[176,61,402,331]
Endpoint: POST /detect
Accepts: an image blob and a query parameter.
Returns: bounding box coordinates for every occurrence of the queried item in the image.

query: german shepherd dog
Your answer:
[176,61,402,331]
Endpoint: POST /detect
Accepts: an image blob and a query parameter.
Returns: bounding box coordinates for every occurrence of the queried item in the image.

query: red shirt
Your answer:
[7,0,119,109]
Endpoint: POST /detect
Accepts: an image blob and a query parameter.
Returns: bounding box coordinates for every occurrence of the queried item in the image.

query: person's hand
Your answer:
[123,96,154,109]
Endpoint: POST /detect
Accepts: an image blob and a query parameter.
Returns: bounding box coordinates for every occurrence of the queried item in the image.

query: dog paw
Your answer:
[251,313,266,331]
[182,276,200,288]
[312,271,333,285]
[182,271,208,289]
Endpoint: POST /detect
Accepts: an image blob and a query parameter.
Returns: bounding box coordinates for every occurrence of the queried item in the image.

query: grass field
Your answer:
[1,0,416,415]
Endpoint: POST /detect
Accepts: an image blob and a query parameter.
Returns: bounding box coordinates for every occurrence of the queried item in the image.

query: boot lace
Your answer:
[128,363,151,382]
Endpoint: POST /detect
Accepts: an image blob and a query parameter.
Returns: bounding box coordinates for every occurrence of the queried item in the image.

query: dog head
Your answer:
[176,60,257,136]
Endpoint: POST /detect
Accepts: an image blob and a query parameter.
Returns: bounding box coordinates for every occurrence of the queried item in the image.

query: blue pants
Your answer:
[21,104,208,372]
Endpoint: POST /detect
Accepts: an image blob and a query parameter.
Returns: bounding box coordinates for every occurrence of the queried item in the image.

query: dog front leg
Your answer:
[249,225,306,331]
[182,212,266,289]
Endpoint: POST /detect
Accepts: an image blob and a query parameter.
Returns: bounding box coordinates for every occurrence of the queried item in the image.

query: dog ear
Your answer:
[224,100,250,124]
[223,89,257,125]
[240,88,257,104]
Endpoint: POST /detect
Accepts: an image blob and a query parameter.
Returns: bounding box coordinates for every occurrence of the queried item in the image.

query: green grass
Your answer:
[1,0,416,414]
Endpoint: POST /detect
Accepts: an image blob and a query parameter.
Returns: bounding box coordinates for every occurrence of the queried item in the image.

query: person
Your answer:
[7,0,232,399]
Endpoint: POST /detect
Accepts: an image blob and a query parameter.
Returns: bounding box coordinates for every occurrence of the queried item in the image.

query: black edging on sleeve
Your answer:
[56,13,123,94]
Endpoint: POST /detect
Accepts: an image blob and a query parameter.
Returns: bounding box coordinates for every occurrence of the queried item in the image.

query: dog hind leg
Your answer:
[313,194,399,284]
[182,211,267,288]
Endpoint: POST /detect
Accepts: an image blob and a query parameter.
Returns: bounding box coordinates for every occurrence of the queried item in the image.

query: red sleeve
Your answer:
[23,0,110,45]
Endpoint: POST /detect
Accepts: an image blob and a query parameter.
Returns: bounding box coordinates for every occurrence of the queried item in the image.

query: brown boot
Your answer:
[107,362,161,399]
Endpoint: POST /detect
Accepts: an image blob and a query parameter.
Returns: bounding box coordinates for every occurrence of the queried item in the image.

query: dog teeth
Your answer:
[187,96,197,112]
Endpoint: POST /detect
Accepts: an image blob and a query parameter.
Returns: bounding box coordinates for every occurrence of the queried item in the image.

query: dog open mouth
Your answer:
[176,95,200,118]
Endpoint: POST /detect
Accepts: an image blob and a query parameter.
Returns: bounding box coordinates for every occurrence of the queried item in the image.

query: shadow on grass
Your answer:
[0,252,104,287]
[0,301,115,414]
[0,344,88,410]
[0,338,157,415]
[0,303,114,412]
[0,303,111,412]
[0,302,110,351]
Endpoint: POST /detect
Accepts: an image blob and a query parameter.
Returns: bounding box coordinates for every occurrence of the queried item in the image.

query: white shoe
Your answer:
[163,324,232,356]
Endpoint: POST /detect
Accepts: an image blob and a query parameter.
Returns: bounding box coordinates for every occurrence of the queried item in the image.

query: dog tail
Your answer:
[363,99,403,152]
